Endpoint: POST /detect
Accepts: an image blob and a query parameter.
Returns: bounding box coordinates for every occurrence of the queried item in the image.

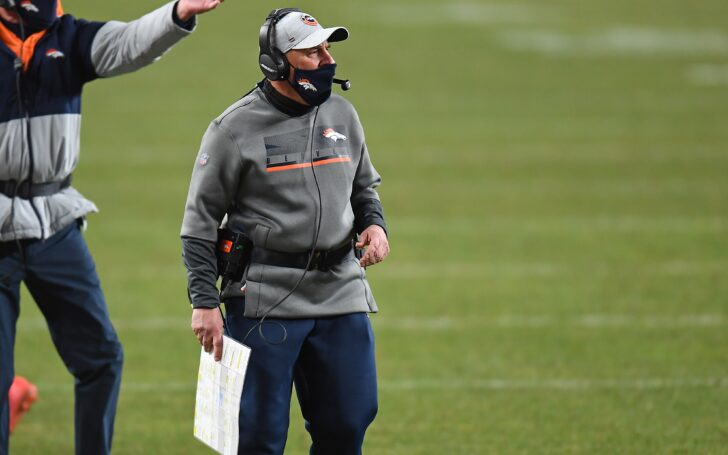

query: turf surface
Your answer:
[9,0,728,453]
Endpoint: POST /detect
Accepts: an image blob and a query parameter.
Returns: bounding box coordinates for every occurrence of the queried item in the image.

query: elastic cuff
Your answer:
[187,289,219,309]
[172,1,196,30]
[191,302,220,309]
[357,216,388,237]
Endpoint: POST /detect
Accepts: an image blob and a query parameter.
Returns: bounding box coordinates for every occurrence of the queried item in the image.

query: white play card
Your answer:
[194,335,251,455]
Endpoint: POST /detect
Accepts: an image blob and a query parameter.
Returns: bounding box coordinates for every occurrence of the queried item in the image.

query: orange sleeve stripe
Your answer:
[267,156,352,173]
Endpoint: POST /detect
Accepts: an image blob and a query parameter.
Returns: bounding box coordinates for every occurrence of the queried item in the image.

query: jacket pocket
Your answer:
[252,224,271,248]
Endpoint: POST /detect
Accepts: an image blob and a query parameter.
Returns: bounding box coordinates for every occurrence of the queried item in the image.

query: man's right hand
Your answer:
[176,0,224,22]
[191,307,224,361]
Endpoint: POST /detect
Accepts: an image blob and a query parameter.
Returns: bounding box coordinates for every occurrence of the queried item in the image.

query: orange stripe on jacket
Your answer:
[267,156,352,173]
[0,0,64,72]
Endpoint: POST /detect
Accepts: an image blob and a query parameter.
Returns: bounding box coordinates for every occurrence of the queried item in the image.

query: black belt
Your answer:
[251,241,354,271]
[0,175,72,199]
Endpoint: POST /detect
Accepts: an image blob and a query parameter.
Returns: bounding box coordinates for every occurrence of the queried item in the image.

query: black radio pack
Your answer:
[216,228,253,287]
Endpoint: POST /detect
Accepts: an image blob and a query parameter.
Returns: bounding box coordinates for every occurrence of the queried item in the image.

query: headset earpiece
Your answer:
[258,53,285,81]
[258,8,301,81]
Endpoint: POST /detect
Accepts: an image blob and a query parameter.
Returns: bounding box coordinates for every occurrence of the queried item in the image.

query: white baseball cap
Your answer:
[272,11,348,53]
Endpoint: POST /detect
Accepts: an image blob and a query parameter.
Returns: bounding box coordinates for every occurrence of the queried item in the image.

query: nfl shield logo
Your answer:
[199,153,210,166]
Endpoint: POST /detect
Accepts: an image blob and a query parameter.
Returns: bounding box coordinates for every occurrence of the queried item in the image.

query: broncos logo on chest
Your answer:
[45,48,65,59]
[264,127,352,173]
[323,128,347,142]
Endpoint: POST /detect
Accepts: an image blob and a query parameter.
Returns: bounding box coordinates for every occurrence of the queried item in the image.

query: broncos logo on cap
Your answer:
[323,128,347,142]
[301,14,318,26]
[297,78,317,92]
[20,0,39,13]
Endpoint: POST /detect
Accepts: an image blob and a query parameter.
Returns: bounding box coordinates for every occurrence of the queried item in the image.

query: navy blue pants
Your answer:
[0,222,123,455]
[224,298,378,455]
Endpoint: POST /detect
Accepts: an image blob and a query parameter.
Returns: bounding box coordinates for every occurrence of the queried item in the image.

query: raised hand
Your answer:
[176,0,224,22]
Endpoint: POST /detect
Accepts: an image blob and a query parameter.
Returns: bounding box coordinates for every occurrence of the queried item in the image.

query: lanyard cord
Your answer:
[240,105,324,346]
[10,18,28,265]
[11,17,46,262]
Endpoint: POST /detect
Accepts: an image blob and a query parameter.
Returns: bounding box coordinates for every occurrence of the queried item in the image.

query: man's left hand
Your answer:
[356,225,389,268]
[176,0,223,22]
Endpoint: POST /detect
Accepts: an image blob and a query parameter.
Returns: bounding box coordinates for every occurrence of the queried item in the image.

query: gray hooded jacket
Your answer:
[180,84,385,318]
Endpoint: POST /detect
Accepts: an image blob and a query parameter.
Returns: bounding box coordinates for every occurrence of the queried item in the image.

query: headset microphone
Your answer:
[333,78,351,91]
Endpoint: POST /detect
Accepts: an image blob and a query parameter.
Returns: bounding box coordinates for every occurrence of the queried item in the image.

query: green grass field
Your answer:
[9,0,728,453]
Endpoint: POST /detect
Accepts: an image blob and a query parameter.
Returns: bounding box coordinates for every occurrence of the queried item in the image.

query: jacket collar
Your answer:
[0,0,64,71]
[0,19,47,72]
[260,79,314,117]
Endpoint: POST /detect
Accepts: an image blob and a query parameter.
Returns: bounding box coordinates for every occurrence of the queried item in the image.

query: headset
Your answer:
[258,7,351,90]
[258,8,300,81]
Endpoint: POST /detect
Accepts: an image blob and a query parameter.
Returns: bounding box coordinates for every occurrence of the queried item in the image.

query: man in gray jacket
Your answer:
[181,8,389,454]
[0,0,222,453]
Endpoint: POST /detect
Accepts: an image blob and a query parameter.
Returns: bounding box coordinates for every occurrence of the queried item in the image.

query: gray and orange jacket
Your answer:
[181,82,386,318]
[0,1,195,241]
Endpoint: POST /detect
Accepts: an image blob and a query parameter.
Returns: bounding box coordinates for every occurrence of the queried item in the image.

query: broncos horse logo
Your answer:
[297,78,317,92]
[323,128,347,142]
[45,48,65,59]
[20,0,40,12]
